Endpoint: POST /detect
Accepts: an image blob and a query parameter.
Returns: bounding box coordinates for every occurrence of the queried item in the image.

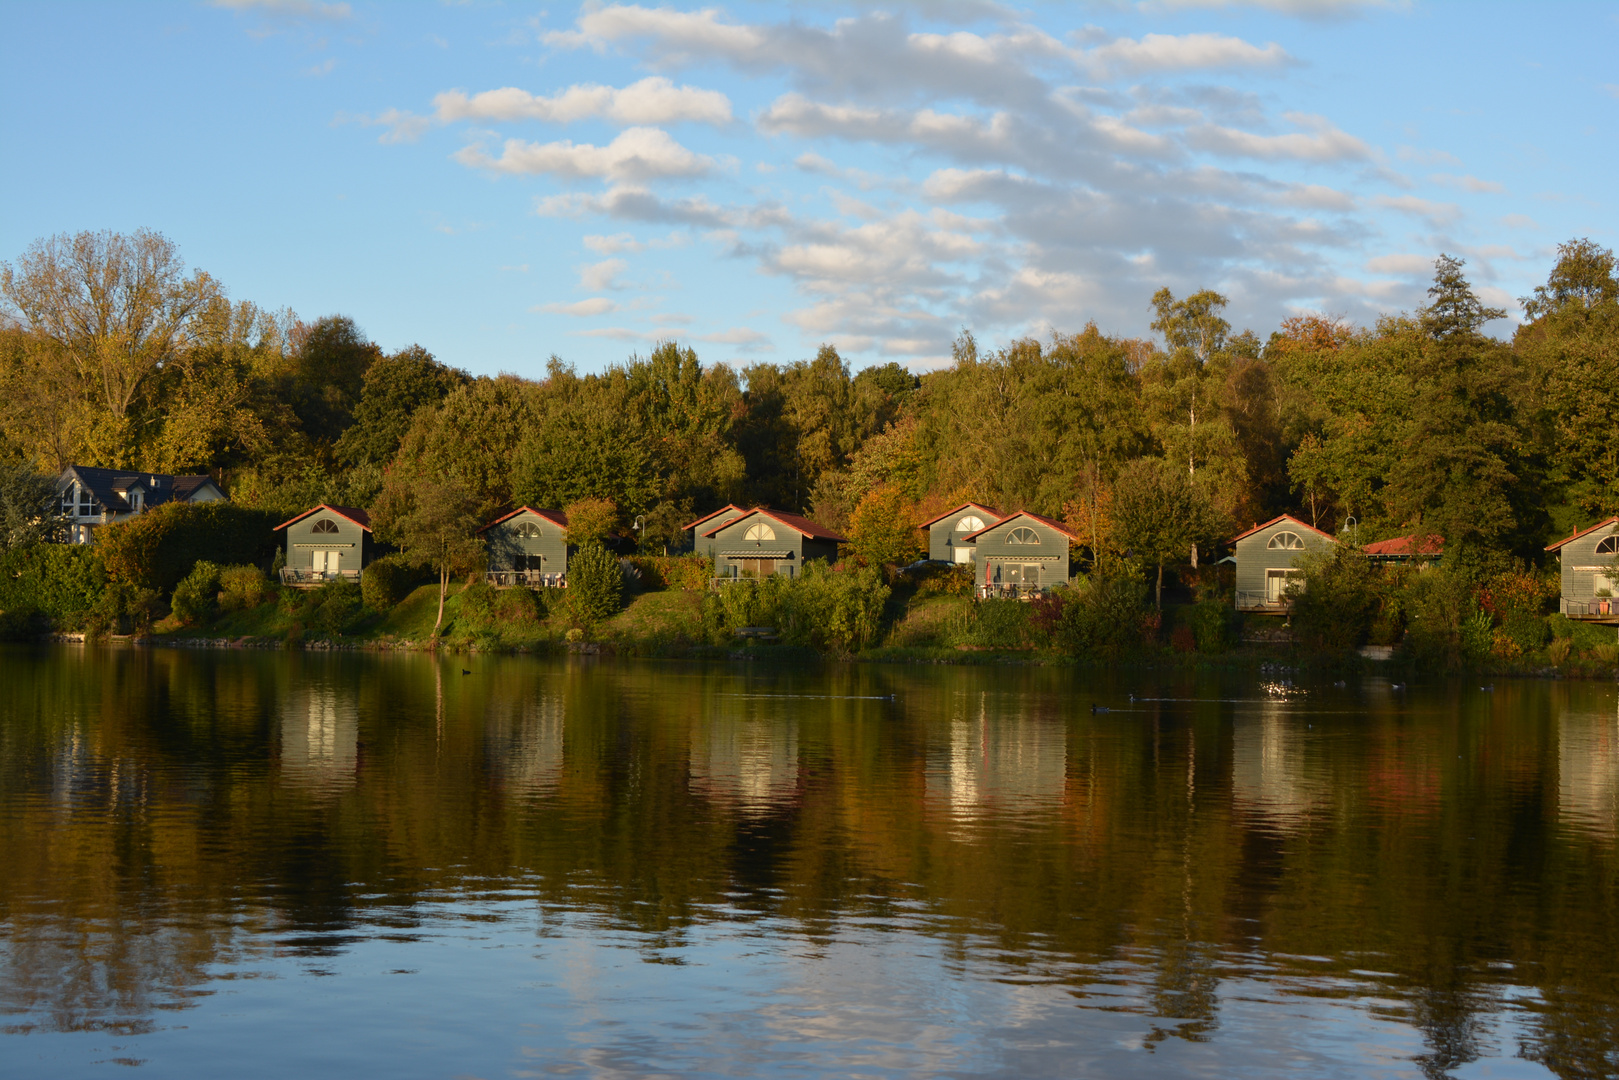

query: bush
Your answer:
[310,576,363,636]
[777,562,890,654]
[362,555,418,612]
[97,501,280,594]
[219,565,273,611]
[0,543,105,619]
[1401,566,1479,670]
[910,562,974,598]
[1289,547,1381,657]
[624,554,712,592]
[567,543,624,626]
[1548,638,1573,666]
[1183,599,1234,653]
[83,580,161,637]
[170,561,223,626]
[1055,573,1151,659]
[954,598,1032,649]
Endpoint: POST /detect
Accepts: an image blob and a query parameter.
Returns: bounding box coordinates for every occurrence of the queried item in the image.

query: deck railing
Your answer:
[976,583,1047,600]
[1236,589,1291,611]
[280,568,361,586]
[1563,597,1619,619]
[486,570,567,589]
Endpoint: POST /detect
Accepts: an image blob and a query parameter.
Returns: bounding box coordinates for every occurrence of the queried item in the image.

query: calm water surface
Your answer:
[0,646,1615,1078]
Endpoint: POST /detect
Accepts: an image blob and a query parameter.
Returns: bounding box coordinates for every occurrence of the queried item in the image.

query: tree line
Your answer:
[4,228,1618,584]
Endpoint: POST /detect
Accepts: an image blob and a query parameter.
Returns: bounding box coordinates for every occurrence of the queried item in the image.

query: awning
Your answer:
[721,550,793,558]
[292,542,356,549]
[982,554,1061,562]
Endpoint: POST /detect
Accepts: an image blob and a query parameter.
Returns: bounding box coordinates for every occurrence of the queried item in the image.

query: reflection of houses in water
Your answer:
[280,685,358,792]
[1231,705,1325,832]
[485,695,565,798]
[1559,705,1619,842]
[925,693,1066,820]
[688,708,800,816]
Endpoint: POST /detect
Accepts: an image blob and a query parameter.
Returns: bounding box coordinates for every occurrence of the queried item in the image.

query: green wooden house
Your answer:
[961,511,1077,597]
[684,504,749,558]
[1231,514,1337,612]
[704,509,845,581]
[919,502,1002,564]
[480,507,570,587]
[275,504,373,586]
[1546,516,1619,622]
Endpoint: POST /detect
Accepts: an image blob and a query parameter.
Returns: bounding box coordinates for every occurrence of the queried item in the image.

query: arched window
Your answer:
[516,521,542,538]
[1007,527,1039,545]
[311,518,340,535]
[956,515,986,533]
[745,523,776,542]
[1597,535,1619,555]
[1268,531,1304,550]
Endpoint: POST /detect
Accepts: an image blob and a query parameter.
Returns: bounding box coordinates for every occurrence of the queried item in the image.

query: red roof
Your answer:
[478,506,569,534]
[1364,533,1444,557]
[273,504,371,532]
[1228,513,1336,546]
[1546,516,1619,552]
[918,502,1003,529]
[962,510,1080,544]
[702,507,847,543]
[682,504,749,532]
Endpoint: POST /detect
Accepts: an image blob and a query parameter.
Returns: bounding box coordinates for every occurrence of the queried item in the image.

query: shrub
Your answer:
[458,580,499,622]
[219,565,273,611]
[0,543,106,619]
[1055,573,1151,660]
[98,501,280,594]
[1548,637,1573,666]
[777,562,890,654]
[911,562,974,598]
[170,561,223,626]
[310,576,363,636]
[1289,546,1382,657]
[1170,624,1196,653]
[361,555,418,611]
[1547,613,1575,640]
[567,543,624,626]
[84,580,161,638]
[954,598,1032,649]
[1401,566,1479,671]
[1183,599,1233,653]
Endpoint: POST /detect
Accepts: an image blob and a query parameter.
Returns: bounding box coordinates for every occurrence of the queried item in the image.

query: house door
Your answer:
[1265,568,1302,604]
[312,550,339,575]
[739,558,777,579]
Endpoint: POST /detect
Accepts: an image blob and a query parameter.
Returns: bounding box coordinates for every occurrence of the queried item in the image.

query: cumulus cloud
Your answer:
[1078,32,1292,78]
[695,327,774,349]
[433,77,732,126]
[1364,253,1433,275]
[453,127,713,182]
[536,298,619,316]
[535,185,736,227]
[579,259,628,291]
[1373,194,1461,227]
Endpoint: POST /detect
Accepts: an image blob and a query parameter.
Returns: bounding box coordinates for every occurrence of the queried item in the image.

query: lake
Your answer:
[0,645,1615,1078]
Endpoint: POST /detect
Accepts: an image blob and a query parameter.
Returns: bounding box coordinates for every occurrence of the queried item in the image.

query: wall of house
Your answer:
[283,514,368,573]
[1234,521,1335,607]
[972,519,1069,588]
[709,517,804,578]
[1559,524,1619,607]
[692,509,747,557]
[486,512,570,575]
[929,509,994,562]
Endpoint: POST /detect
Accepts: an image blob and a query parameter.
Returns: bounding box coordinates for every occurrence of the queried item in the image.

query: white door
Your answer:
[312,550,338,575]
[1265,568,1302,604]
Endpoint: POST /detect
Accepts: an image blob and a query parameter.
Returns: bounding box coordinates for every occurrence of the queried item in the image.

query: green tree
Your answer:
[283,316,381,449]
[370,475,485,636]
[1111,457,1226,608]
[562,497,619,547]
[566,542,623,627]
[1520,238,1617,322]
[335,345,469,467]
[0,460,67,548]
[846,485,923,572]
[1421,254,1506,339]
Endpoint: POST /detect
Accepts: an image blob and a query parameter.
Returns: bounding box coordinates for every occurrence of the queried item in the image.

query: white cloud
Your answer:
[433,77,732,126]
[1499,213,1539,230]
[1364,253,1432,275]
[1188,113,1371,162]
[1139,0,1404,16]
[543,4,765,60]
[211,0,351,19]
[580,259,628,291]
[1373,194,1461,227]
[1079,32,1292,78]
[453,127,713,182]
[1429,173,1506,194]
[536,297,619,316]
[695,327,774,349]
[535,186,736,227]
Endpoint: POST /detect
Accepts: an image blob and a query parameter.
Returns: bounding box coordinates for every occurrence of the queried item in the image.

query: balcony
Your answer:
[281,568,361,588]
[1236,589,1292,612]
[1562,597,1619,621]
[486,570,567,589]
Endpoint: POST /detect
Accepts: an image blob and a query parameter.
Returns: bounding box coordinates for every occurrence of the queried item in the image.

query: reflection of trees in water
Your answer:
[2,653,1619,1074]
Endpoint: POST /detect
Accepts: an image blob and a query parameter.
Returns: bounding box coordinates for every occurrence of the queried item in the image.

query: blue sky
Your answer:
[2,1,1615,378]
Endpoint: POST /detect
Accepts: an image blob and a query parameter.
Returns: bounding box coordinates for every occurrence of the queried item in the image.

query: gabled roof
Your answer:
[682,504,749,532]
[962,510,1080,543]
[1228,513,1337,546]
[918,501,1003,530]
[1546,516,1619,552]
[1364,533,1444,557]
[702,507,847,543]
[60,465,221,514]
[478,506,569,534]
[273,504,372,532]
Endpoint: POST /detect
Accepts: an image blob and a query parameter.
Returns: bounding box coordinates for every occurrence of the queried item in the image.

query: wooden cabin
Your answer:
[57,465,226,545]
[275,504,372,586]
[480,507,570,588]
[683,505,749,558]
[962,511,1077,597]
[1231,514,1336,612]
[704,509,845,582]
[919,502,1002,564]
[1546,517,1619,622]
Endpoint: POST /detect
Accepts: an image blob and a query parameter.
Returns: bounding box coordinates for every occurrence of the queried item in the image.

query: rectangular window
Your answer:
[523,554,545,572]
[1266,568,1303,604]
[739,558,777,579]
[996,563,1042,584]
[952,546,974,564]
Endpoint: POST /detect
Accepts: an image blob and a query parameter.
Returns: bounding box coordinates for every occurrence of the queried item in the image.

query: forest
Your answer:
[2,228,1618,662]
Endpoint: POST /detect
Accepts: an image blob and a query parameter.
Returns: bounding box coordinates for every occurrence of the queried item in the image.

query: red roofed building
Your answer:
[479,507,571,588]
[274,504,374,586]
[702,508,846,581]
[1363,533,1445,561]
[1546,516,1619,621]
[1229,514,1337,612]
[919,502,1003,564]
[684,504,751,558]
[961,511,1079,597]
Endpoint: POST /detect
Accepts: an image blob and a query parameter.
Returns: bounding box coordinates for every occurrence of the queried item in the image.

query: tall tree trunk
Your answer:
[1156,561,1164,609]
[435,562,447,635]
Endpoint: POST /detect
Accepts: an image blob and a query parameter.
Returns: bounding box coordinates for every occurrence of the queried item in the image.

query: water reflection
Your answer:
[1559,702,1619,842]
[0,648,1616,1080]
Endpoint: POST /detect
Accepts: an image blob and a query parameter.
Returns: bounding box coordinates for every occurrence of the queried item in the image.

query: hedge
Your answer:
[97,501,281,595]
[0,543,106,618]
